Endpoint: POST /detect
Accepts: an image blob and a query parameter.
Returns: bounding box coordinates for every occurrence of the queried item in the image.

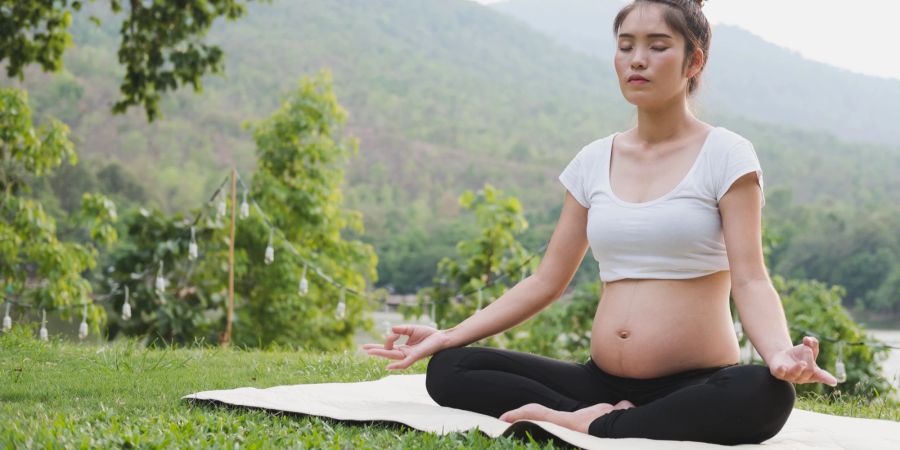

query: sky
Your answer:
[472,0,900,81]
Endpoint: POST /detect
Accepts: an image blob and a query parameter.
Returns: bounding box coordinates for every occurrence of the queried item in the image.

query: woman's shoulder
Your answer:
[710,126,753,151]
[574,131,618,159]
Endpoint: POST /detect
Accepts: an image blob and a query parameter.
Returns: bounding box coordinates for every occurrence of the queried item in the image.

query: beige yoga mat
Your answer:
[183,373,900,449]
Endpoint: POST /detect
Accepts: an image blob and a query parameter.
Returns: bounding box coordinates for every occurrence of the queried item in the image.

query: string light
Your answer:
[264,230,274,265]
[188,226,198,260]
[11,166,895,371]
[155,260,167,293]
[216,193,227,219]
[734,319,744,340]
[78,303,88,340]
[298,263,309,296]
[743,339,756,364]
[39,309,48,341]
[2,302,11,332]
[835,341,847,383]
[121,285,132,321]
[335,288,346,319]
[239,189,250,219]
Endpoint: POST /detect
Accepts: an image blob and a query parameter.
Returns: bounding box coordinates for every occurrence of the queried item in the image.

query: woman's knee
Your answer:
[718,365,796,442]
[425,347,467,405]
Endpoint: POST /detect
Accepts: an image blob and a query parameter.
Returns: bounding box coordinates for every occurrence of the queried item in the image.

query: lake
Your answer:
[869,329,900,391]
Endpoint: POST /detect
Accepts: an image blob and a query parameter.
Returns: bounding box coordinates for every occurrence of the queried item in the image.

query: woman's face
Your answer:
[614,3,698,108]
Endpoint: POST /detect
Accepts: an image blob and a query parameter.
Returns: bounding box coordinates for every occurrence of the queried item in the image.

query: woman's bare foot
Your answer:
[614,400,636,410]
[498,400,636,434]
[569,400,636,433]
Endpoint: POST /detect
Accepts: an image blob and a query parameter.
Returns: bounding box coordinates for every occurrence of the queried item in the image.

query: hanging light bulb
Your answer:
[216,193,227,219]
[335,288,346,319]
[741,339,753,364]
[78,304,88,340]
[834,341,847,383]
[121,285,132,321]
[239,190,250,219]
[834,360,847,384]
[39,309,48,341]
[155,260,167,293]
[298,264,309,296]
[264,230,274,265]
[3,302,12,332]
[188,226,198,260]
[428,302,438,329]
[382,320,392,337]
[734,319,744,341]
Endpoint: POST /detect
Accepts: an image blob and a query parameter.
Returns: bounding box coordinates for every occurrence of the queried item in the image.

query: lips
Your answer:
[628,75,648,82]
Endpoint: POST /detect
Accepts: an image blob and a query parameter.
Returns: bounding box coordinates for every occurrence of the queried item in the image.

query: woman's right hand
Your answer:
[361,324,451,370]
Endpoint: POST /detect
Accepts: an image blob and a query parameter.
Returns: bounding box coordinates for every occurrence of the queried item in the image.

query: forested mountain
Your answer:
[6,0,899,315]
[491,0,900,148]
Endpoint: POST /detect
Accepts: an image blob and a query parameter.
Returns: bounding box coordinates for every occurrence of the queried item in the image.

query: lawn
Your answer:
[1,328,897,449]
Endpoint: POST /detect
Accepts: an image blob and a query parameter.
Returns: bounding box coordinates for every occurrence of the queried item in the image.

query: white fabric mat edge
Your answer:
[183,373,900,450]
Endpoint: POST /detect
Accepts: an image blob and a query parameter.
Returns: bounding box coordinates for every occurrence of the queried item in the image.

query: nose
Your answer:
[630,47,648,71]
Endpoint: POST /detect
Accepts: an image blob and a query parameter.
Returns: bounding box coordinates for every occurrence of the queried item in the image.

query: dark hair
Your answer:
[613,0,712,96]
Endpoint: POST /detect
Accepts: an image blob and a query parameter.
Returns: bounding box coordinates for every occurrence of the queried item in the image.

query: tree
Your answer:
[0,87,117,329]
[238,69,377,349]
[1,0,270,121]
[773,274,894,398]
[100,206,225,345]
[408,183,539,347]
[99,70,378,349]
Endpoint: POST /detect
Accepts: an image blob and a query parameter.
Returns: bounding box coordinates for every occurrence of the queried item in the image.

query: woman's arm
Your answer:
[720,172,836,386]
[443,191,590,348]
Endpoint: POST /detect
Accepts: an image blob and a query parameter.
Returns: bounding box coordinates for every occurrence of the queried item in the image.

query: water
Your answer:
[869,329,900,391]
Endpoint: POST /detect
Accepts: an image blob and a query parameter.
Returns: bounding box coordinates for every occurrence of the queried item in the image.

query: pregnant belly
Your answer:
[589,271,741,379]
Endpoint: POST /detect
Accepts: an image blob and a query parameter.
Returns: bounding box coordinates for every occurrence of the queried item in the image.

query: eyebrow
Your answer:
[618,33,673,39]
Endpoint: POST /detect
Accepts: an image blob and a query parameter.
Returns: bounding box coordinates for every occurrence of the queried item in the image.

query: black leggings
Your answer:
[425,346,796,446]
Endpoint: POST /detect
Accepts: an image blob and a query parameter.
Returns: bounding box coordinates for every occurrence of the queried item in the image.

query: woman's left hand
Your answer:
[768,336,838,387]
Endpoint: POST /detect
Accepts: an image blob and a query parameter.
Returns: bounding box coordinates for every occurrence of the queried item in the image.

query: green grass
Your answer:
[1,328,897,449]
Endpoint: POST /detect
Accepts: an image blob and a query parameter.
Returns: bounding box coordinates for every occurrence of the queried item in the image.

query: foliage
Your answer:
[6,0,900,313]
[99,206,225,345]
[502,280,599,363]
[773,274,894,398]
[98,70,378,349]
[767,199,900,314]
[405,184,538,346]
[0,87,115,328]
[0,0,271,121]
[236,69,378,349]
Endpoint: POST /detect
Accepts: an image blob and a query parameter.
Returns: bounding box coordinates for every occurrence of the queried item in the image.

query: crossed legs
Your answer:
[425,346,795,445]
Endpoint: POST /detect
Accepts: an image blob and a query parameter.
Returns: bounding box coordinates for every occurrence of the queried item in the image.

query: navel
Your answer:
[617,329,631,339]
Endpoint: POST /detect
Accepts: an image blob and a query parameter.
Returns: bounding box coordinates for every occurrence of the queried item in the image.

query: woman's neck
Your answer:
[632,99,701,146]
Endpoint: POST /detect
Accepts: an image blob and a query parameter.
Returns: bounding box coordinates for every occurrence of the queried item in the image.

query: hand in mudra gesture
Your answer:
[768,336,838,387]
[362,325,450,370]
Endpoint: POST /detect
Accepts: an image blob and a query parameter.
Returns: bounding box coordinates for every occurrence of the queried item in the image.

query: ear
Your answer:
[685,48,705,78]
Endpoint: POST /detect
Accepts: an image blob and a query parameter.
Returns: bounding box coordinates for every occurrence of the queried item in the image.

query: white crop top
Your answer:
[558,126,764,282]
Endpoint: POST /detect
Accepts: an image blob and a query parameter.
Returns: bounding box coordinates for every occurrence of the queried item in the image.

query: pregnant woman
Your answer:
[363,0,837,445]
